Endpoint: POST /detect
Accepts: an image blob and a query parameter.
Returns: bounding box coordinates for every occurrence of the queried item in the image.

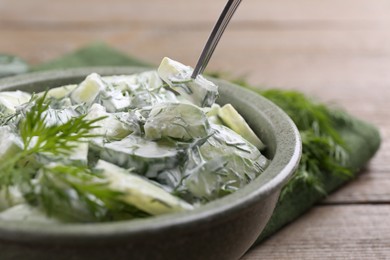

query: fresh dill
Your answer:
[0,93,136,221]
[19,93,104,156]
[208,74,353,198]
[0,93,102,183]
[257,89,352,197]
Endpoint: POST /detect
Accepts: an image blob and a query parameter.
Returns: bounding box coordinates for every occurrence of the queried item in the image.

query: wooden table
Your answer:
[1,0,389,258]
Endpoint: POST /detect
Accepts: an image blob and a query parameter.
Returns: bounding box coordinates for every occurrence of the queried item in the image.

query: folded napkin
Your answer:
[2,43,381,244]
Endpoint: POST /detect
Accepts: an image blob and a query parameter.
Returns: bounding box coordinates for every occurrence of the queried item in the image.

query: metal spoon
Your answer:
[191,0,243,79]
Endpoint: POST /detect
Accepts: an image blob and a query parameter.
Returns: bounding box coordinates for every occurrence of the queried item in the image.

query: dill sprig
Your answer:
[218,76,353,198]
[0,93,103,187]
[0,93,148,221]
[0,113,18,126]
[19,93,103,156]
[257,89,352,197]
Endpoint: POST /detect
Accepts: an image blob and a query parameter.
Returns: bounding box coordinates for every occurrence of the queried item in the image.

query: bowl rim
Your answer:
[0,67,301,243]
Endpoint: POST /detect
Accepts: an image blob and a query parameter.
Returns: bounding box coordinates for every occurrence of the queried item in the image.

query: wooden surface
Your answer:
[0,0,388,259]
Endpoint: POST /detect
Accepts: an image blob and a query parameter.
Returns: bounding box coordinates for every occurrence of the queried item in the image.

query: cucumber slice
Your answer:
[95,160,193,215]
[85,104,132,139]
[99,135,181,178]
[218,104,265,150]
[42,106,80,127]
[100,88,131,113]
[144,102,210,141]
[0,91,31,115]
[71,73,105,105]
[103,71,163,92]
[69,142,89,165]
[157,57,218,107]
[104,71,177,111]
[204,103,223,125]
[38,84,77,99]
[184,124,268,201]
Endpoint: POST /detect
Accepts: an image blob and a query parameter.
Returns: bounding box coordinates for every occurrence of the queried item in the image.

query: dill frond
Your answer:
[227,78,353,198]
[0,93,105,202]
[19,93,104,156]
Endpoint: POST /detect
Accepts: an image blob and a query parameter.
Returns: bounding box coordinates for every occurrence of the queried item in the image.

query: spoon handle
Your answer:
[191,0,242,79]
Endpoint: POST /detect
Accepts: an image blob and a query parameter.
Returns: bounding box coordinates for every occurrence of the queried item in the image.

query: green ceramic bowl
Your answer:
[0,68,301,260]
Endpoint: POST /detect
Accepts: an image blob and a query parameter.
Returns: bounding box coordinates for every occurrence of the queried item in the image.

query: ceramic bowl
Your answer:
[0,68,301,260]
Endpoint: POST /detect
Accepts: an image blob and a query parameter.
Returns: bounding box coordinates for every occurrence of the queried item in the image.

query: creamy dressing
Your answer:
[0,57,268,223]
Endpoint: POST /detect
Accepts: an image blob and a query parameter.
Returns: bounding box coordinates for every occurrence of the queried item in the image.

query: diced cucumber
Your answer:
[183,124,268,201]
[201,124,264,162]
[103,74,138,92]
[103,71,163,93]
[38,84,77,99]
[42,107,80,127]
[218,104,265,150]
[0,126,22,165]
[99,135,181,178]
[69,142,89,164]
[71,73,105,105]
[204,103,223,125]
[157,57,218,107]
[33,141,89,167]
[105,71,178,109]
[95,160,193,215]
[144,102,210,141]
[85,104,132,139]
[0,90,31,115]
[100,88,131,113]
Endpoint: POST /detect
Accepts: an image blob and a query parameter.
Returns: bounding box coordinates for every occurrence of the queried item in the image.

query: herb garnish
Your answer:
[20,93,103,156]
[230,79,353,197]
[0,93,147,221]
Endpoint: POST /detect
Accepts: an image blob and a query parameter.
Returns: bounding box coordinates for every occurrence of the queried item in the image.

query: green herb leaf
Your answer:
[0,93,105,194]
[19,93,104,156]
[0,92,150,221]
[216,76,353,198]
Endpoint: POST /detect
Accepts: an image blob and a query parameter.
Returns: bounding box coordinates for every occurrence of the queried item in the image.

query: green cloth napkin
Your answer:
[257,120,380,242]
[6,43,381,244]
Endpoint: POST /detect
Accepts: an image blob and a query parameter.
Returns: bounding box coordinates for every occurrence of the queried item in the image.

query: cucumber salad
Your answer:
[0,58,269,223]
